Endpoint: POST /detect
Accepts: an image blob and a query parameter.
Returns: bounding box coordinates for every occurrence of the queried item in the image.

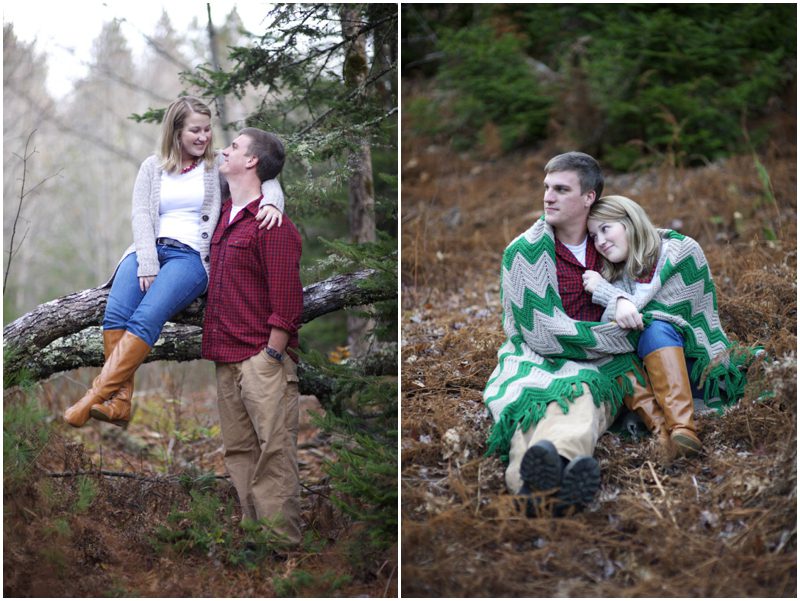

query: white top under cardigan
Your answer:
[104,152,284,291]
[158,163,205,250]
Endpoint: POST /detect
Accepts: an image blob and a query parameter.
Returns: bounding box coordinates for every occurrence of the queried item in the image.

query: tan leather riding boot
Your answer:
[621,366,670,450]
[63,329,121,427]
[90,330,135,427]
[64,332,150,427]
[643,346,702,457]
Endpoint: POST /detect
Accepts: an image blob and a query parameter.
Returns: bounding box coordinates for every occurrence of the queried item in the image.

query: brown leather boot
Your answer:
[63,329,121,427]
[64,332,150,427]
[643,346,702,457]
[90,331,136,427]
[621,366,671,450]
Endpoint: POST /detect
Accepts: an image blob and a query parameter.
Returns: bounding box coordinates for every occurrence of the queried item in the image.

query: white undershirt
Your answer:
[229,203,247,223]
[158,164,205,250]
[632,280,656,296]
[562,237,587,266]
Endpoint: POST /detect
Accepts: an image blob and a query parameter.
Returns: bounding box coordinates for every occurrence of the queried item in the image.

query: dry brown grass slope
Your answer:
[3,372,396,598]
[401,93,796,597]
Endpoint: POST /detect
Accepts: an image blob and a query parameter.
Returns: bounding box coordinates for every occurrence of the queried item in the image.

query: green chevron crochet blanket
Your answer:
[483,217,752,461]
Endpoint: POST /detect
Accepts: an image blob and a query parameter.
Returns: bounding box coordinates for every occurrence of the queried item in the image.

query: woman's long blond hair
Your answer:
[159,96,215,173]
[588,195,662,282]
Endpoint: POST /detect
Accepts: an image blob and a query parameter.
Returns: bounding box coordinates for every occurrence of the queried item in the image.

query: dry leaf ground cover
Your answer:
[400,93,797,596]
[4,362,397,597]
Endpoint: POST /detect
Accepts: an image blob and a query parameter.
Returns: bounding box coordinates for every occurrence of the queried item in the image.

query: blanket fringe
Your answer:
[485,369,635,462]
[687,341,758,412]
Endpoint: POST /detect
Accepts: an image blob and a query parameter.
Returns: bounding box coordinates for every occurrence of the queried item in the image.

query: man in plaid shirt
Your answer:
[202,128,303,547]
[506,152,659,515]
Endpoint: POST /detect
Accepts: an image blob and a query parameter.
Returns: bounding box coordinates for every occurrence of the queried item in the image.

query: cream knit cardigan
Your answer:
[106,152,284,291]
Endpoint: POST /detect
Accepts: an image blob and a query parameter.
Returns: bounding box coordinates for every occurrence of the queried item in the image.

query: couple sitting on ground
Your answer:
[483,151,757,514]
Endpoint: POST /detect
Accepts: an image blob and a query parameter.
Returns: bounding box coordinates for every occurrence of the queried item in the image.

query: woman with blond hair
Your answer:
[64,96,285,428]
[582,195,755,457]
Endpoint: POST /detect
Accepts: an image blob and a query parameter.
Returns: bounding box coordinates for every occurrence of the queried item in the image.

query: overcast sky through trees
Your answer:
[3,0,273,98]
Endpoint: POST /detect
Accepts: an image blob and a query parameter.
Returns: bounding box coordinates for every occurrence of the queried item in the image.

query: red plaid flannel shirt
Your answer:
[201,196,303,363]
[554,237,604,322]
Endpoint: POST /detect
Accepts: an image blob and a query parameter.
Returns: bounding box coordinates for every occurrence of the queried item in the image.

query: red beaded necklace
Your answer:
[181,158,200,175]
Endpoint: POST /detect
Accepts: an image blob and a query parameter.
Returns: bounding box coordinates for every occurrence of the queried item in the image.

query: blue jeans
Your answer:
[637,319,703,398]
[104,245,208,347]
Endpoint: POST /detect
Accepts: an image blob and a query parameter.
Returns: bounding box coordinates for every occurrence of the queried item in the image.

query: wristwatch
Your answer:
[266,346,284,362]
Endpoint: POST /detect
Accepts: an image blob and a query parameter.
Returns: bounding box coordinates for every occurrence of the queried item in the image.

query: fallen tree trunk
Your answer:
[3,269,396,392]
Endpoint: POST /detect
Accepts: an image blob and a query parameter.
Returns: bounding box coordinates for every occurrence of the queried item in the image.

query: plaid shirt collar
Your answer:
[554,234,604,321]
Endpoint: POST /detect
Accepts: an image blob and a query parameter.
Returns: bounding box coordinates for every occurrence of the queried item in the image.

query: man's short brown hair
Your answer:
[240,127,285,182]
[544,151,604,199]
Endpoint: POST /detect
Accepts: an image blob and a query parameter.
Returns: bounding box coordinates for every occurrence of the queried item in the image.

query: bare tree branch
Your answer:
[92,65,175,105]
[297,63,397,136]
[7,87,142,167]
[3,268,395,386]
[4,131,64,294]
[115,16,194,73]
[47,470,230,482]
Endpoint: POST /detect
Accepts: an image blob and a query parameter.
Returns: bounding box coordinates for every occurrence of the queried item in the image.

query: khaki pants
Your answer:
[505,384,613,494]
[215,350,301,545]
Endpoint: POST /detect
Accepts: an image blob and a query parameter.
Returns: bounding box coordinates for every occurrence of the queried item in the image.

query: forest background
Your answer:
[4,3,397,597]
[401,3,796,597]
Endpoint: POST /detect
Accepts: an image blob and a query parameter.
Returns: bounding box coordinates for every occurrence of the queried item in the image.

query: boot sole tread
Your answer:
[558,457,601,506]
[520,441,562,492]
